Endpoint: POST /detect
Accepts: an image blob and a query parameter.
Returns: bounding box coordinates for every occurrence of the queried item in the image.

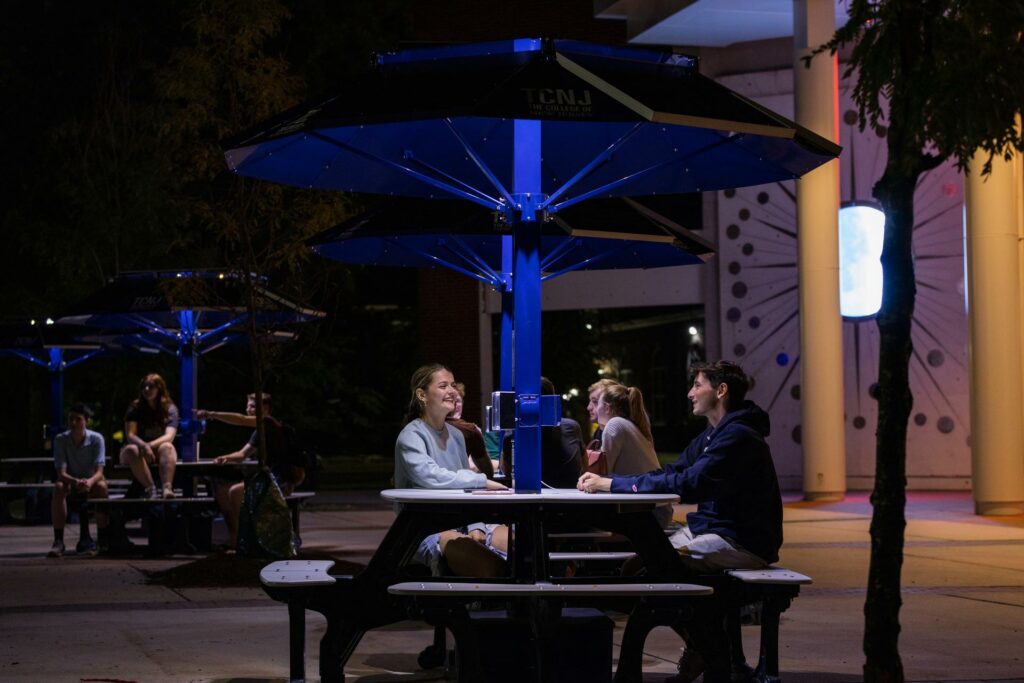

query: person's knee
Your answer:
[120,445,139,464]
[90,480,108,499]
[157,443,177,462]
[443,537,507,578]
[437,530,465,554]
[53,481,69,499]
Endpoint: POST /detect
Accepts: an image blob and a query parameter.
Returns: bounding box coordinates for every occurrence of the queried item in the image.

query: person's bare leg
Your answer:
[157,443,177,498]
[121,445,154,491]
[51,481,68,532]
[440,530,506,578]
[226,482,244,548]
[89,480,109,530]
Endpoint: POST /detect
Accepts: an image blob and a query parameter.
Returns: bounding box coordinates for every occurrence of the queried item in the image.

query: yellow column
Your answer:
[966,143,1024,515]
[793,0,845,500]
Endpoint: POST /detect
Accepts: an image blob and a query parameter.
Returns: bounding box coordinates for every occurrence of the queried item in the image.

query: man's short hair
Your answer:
[68,403,92,420]
[247,393,272,406]
[689,361,750,411]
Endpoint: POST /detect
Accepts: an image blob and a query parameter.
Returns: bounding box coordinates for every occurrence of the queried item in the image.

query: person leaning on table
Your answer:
[394,363,507,577]
[578,360,783,683]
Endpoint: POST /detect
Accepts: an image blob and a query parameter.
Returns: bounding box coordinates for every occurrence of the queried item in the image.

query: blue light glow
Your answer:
[839,204,885,318]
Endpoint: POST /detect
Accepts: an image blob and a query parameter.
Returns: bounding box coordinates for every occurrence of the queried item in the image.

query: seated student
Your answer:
[579,360,783,683]
[592,382,672,527]
[119,374,179,499]
[500,376,583,488]
[48,404,109,557]
[586,377,622,443]
[395,364,507,576]
[195,392,304,552]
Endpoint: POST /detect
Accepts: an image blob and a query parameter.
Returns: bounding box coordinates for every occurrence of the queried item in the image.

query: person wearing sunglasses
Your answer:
[120,373,179,499]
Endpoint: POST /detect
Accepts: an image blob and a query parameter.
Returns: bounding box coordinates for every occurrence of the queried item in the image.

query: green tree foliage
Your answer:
[0,1,414,455]
[809,2,1024,680]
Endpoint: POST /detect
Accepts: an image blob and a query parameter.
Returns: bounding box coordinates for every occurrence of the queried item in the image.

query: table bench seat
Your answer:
[388,580,712,597]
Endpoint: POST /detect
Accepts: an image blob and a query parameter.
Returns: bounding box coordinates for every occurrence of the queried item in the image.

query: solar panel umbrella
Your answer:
[0,317,110,445]
[57,270,325,461]
[224,37,840,491]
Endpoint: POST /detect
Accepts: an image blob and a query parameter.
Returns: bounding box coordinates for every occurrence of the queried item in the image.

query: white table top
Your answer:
[380,488,678,505]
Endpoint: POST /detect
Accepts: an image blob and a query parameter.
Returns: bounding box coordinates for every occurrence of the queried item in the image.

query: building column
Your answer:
[966,142,1024,515]
[793,0,846,500]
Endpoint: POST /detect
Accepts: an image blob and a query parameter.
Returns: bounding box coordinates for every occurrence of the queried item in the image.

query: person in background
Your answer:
[500,377,583,488]
[120,373,178,499]
[48,404,108,557]
[196,392,304,552]
[586,377,621,443]
[445,382,494,477]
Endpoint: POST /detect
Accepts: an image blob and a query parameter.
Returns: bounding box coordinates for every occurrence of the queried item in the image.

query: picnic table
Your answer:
[261,488,723,682]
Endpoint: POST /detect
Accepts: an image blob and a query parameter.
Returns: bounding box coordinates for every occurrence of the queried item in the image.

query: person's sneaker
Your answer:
[142,486,159,499]
[162,485,176,499]
[47,540,65,558]
[76,538,98,556]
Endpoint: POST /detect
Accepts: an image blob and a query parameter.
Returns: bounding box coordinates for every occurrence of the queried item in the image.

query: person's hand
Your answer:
[194,409,210,420]
[484,478,508,490]
[75,478,89,494]
[213,456,227,465]
[578,472,611,493]
[142,444,156,463]
[468,529,487,544]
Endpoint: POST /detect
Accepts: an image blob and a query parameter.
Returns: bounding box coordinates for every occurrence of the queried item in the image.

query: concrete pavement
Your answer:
[1,491,1023,682]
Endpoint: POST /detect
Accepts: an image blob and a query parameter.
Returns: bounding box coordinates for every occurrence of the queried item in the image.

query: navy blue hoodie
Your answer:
[609,401,783,564]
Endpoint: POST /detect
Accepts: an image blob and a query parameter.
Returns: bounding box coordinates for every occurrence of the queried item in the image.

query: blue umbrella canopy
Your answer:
[225,38,838,211]
[224,38,840,492]
[57,270,324,460]
[307,197,714,284]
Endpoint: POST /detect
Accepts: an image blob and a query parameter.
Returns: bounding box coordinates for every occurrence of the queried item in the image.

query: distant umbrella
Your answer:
[58,271,324,460]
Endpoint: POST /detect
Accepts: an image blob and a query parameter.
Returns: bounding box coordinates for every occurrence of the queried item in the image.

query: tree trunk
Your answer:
[863,148,920,682]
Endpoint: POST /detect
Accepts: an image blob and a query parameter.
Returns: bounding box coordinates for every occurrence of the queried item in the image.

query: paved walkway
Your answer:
[1,491,1023,682]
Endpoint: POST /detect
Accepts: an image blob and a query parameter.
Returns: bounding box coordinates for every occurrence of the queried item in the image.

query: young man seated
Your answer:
[49,404,109,557]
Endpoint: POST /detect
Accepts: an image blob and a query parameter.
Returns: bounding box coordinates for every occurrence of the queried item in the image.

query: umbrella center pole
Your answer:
[509,119,543,494]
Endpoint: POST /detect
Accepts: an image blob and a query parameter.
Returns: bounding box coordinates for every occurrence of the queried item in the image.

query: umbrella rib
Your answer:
[308,132,500,209]
[62,349,104,369]
[443,118,515,206]
[444,234,505,284]
[124,314,177,340]
[127,333,176,356]
[6,350,48,368]
[195,314,248,346]
[540,236,583,272]
[540,122,644,210]
[402,152,504,207]
[381,237,501,287]
[550,136,734,212]
[541,244,627,282]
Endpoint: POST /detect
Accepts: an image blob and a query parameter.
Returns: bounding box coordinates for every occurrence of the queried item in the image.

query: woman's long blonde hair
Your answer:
[601,383,654,445]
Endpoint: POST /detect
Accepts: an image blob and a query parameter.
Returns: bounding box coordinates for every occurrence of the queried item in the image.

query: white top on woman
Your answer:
[394,418,488,489]
[601,416,660,475]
